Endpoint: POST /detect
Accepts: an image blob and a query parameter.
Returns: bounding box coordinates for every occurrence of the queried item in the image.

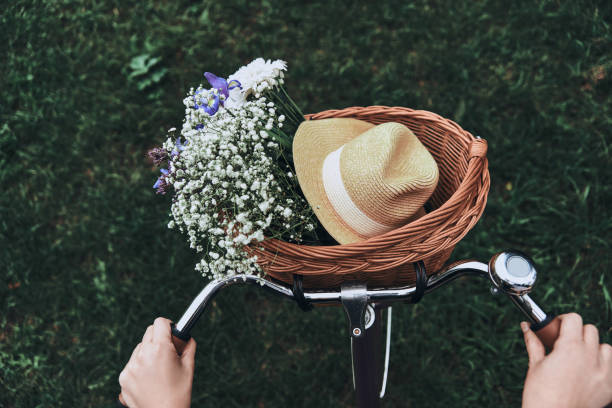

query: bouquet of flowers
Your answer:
[149,58,320,280]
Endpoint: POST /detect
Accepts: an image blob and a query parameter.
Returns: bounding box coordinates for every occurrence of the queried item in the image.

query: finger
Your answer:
[118,393,129,407]
[128,342,142,364]
[180,338,197,370]
[136,342,149,362]
[142,325,154,343]
[142,325,153,343]
[118,370,134,407]
[600,343,612,366]
[152,317,173,345]
[521,322,545,366]
[558,313,583,342]
[118,368,128,387]
[583,324,599,348]
[121,390,136,408]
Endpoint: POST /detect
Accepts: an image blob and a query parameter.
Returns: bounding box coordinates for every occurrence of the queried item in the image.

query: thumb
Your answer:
[180,338,197,369]
[521,322,545,367]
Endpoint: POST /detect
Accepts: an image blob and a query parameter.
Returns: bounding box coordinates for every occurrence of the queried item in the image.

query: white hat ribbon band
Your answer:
[322,145,393,238]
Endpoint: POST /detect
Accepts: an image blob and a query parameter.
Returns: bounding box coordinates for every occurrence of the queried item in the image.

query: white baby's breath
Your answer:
[159,61,315,280]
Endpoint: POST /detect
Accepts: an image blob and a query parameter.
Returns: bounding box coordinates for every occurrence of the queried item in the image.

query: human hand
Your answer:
[118,317,196,408]
[522,313,612,408]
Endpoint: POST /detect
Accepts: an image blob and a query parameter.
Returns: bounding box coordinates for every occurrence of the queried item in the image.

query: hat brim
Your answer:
[293,118,426,244]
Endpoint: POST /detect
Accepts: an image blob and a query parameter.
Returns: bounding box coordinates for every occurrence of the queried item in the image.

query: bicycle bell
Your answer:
[489,251,537,296]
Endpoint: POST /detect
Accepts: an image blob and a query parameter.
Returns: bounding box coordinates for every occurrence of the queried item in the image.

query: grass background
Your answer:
[1,0,611,406]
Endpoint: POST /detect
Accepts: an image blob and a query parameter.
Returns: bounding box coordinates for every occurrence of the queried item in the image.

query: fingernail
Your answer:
[520,322,529,333]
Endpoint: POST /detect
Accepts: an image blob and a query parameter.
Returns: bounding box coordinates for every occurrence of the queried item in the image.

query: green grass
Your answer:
[1,0,611,406]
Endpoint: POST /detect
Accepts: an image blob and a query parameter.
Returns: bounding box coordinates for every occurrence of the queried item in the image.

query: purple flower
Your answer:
[176,137,188,150]
[171,137,188,157]
[193,89,206,109]
[153,168,170,194]
[193,89,220,116]
[204,72,229,98]
[147,147,167,166]
[152,178,163,189]
[204,72,242,103]
[203,92,219,115]
[195,124,204,130]
[227,79,241,90]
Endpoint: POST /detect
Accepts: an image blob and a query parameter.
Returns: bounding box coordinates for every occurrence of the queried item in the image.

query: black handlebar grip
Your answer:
[531,315,560,349]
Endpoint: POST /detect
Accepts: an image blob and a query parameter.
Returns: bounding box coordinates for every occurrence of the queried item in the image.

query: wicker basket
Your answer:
[250,106,490,289]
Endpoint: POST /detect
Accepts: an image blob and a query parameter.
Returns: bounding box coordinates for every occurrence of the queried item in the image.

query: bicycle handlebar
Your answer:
[171,254,559,345]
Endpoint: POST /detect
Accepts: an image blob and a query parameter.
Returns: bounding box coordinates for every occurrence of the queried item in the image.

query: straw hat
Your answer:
[293,118,439,244]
